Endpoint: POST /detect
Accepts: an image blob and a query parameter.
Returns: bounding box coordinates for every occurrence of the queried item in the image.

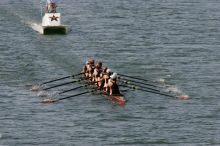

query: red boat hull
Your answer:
[83,76,126,106]
[102,91,126,106]
[108,95,126,106]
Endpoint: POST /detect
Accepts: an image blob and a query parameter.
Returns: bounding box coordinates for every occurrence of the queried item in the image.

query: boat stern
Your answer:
[42,13,67,35]
[43,26,66,35]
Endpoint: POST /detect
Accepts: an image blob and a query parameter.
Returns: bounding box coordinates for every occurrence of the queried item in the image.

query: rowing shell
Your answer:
[102,91,126,106]
[83,76,126,106]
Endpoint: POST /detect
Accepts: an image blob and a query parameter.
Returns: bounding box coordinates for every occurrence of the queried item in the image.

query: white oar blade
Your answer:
[41,98,56,103]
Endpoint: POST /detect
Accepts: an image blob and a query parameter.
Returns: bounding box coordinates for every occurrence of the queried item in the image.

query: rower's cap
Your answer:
[110,72,117,80]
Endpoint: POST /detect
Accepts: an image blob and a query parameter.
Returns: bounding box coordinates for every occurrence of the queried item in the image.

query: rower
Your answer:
[82,61,90,78]
[103,68,112,92]
[98,67,109,90]
[46,0,57,13]
[108,72,121,95]
[82,58,95,79]
[93,62,103,87]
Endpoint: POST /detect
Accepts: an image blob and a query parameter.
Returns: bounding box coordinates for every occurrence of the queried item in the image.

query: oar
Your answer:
[118,73,173,86]
[58,85,87,94]
[118,73,154,83]
[120,80,161,92]
[41,90,96,103]
[121,84,190,99]
[120,84,177,98]
[43,79,83,90]
[118,77,158,88]
[40,72,83,86]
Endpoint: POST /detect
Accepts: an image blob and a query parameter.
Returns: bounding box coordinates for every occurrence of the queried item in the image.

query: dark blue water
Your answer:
[0,0,220,145]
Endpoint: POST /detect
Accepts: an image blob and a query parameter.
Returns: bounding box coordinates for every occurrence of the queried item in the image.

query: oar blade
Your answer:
[41,98,57,103]
[176,95,191,100]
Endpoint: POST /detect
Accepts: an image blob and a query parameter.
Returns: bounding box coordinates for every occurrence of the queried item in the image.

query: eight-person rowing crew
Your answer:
[82,58,121,96]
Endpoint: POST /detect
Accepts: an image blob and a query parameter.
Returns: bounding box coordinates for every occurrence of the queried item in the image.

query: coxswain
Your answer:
[46,0,57,13]
[108,72,121,95]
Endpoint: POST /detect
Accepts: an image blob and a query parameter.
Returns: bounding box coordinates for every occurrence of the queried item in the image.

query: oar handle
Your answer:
[71,72,84,78]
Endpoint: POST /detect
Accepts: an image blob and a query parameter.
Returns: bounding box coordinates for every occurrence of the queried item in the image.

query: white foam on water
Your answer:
[31,85,41,91]
[157,78,165,83]
[155,78,191,99]
[13,11,43,34]
[37,91,48,97]
[166,85,182,95]
[28,22,43,34]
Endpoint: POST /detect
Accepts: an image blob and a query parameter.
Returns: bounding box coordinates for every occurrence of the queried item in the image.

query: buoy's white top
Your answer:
[42,13,61,27]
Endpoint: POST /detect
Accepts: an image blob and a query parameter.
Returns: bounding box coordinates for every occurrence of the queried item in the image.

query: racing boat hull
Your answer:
[89,82,126,106]
[106,94,126,106]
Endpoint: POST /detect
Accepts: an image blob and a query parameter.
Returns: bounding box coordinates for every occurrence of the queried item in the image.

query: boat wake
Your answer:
[28,22,43,34]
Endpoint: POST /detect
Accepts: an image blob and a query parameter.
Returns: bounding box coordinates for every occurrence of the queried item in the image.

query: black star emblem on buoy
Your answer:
[49,15,59,21]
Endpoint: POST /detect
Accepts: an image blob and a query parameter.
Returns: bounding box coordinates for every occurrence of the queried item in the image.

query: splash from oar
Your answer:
[165,86,182,94]
[31,85,41,91]
[37,91,49,97]
[164,85,191,100]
